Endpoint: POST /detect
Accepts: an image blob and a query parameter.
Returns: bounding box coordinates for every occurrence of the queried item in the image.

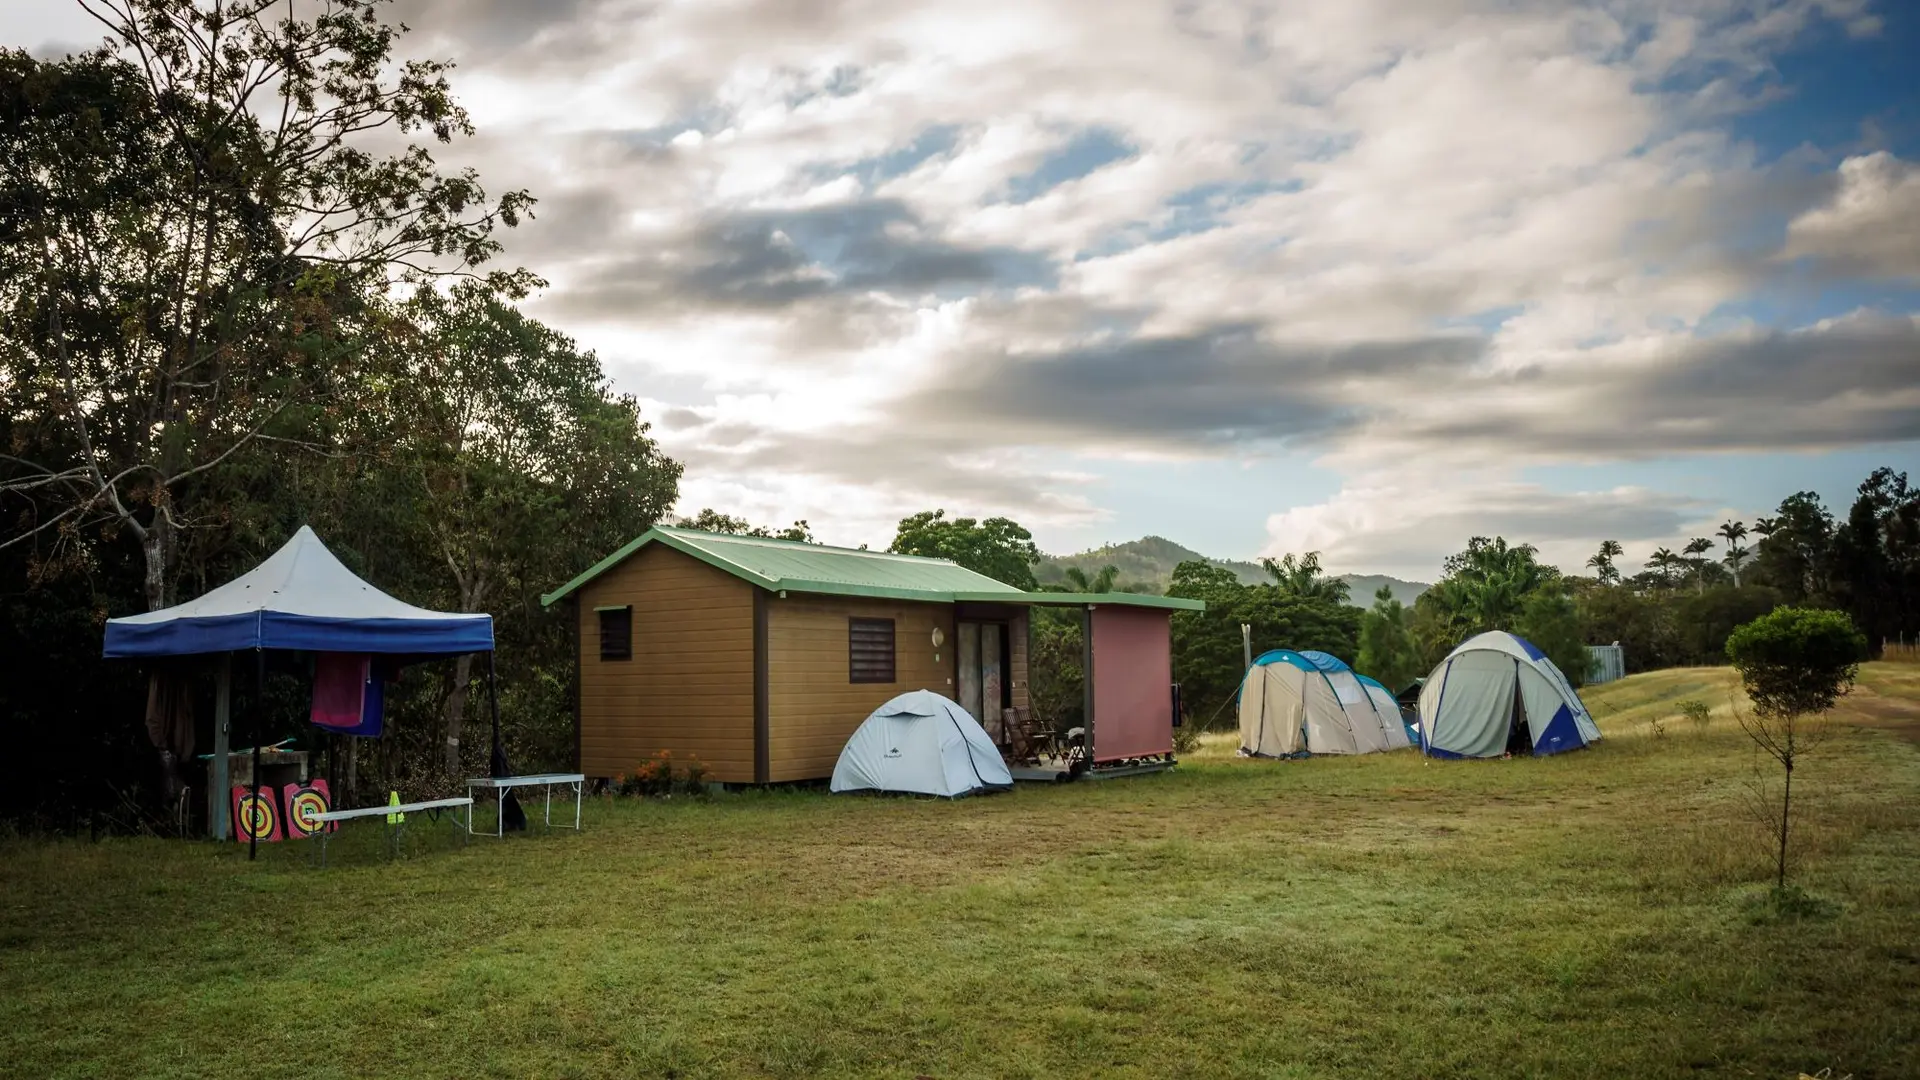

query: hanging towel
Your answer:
[311,653,385,737]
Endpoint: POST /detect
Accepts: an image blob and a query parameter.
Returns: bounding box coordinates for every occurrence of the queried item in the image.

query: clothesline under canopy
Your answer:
[102,526,493,658]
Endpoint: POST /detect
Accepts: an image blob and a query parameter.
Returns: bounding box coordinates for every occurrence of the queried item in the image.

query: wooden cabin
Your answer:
[541,527,1203,784]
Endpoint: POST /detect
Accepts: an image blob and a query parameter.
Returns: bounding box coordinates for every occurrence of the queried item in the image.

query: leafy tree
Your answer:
[1418,537,1555,641]
[0,4,531,611]
[677,508,813,542]
[1750,492,1834,604]
[1676,586,1783,665]
[1726,607,1866,891]
[1586,540,1624,585]
[1513,587,1590,686]
[889,510,1040,589]
[1357,585,1423,689]
[1260,550,1350,604]
[1167,560,1361,725]
[1829,468,1919,653]
[1718,520,1749,586]
[379,282,680,775]
[1027,613,1084,731]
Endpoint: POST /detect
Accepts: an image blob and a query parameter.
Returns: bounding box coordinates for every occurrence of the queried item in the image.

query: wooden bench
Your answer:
[465,774,585,838]
[310,796,473,867]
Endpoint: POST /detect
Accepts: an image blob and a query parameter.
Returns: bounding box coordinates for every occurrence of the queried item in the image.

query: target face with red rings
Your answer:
[283,782,335,838]
[231,786,283,843]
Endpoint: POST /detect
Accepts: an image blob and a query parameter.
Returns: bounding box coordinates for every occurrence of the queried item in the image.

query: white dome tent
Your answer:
[1355,674,1415,750]
[830,690,1014,798]
[1238,650,1407,757]
[1417,632,1601,758]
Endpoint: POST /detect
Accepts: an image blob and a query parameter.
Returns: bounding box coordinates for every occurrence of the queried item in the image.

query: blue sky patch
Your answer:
[1004,126,1138,203]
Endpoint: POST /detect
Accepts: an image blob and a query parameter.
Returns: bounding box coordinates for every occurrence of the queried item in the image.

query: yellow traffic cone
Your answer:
[386,790,405,825]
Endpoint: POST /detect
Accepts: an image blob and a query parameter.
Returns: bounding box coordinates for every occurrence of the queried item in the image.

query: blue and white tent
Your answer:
[1416,632,1599,758]
[103,526,493,657]
[1238,649,1406,757]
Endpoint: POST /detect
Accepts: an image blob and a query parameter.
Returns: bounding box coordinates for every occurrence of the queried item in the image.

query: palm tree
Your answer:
[1683,537,1715,594]
[1062,564,1120,593]
[1647,547,1681,587]
[1261,551,1351,605]
[1718,520,1749,586]
[1586,539,1624,585]
[1725,543,1751,585]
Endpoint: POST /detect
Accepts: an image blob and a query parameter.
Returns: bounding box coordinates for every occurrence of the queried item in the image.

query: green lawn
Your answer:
[4,665,1918,1079]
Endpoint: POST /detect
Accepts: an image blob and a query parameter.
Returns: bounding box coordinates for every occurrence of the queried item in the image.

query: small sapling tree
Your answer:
[1724,607,1867,892]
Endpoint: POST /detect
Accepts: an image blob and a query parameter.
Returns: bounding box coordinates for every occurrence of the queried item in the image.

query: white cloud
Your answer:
[1259,475,1717,580]
[1782,152,1920,280]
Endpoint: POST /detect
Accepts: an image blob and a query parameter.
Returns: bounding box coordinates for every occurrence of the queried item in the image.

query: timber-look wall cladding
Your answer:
[577,544,756,783]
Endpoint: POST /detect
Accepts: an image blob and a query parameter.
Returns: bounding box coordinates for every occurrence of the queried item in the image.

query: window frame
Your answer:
[597,605,633,662]
[848,617,897,684]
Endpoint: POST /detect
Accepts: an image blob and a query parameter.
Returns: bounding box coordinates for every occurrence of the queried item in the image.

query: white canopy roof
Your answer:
[104,526,493,657]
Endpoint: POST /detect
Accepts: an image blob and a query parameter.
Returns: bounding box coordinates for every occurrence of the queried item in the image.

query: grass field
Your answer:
[4,665,1918,1079]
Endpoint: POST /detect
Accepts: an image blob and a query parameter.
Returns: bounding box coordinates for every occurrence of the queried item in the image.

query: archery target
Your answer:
[283,782,335,838]
[231,786,283,843]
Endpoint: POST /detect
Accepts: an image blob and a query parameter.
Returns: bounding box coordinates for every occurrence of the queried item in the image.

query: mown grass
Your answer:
[3,665,1918,1079]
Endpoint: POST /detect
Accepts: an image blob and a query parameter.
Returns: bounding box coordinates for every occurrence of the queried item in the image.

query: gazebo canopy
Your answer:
[103,526,493,658]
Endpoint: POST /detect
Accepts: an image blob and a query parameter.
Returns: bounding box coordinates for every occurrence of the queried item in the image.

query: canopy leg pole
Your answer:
[211,655,231,841]
[487,651,502,777]
[249,647,263,863]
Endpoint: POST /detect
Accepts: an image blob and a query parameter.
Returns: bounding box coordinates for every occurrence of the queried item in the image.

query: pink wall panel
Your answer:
[1089,606,1174,761]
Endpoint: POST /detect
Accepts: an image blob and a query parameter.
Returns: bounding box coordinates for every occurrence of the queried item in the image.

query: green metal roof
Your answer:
[540,526,1204,611]
[967,591,1204,612]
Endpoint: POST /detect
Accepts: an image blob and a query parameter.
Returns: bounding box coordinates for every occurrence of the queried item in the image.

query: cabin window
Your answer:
[849,617,896,683]
[597,606,632,661]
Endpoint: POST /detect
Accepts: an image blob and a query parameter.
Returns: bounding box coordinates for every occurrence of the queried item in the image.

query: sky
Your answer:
[9,0,1920,580]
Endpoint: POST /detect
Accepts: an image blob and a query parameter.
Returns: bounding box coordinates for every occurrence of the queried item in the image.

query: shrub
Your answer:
[615,751,711,798]
[1725,606,1867,891]
[680,754,711,795]
[1171,718,1203,756]
[1677,699,1711,733]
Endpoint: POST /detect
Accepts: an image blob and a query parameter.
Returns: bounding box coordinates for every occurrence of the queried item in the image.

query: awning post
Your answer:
[248,646,263,862]
[210,655,231,840]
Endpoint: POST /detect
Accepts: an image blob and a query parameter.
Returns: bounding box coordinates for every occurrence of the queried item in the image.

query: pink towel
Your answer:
[311,653,370,729]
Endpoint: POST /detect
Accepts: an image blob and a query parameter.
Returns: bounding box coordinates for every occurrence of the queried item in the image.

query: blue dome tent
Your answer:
[1416,632,1600,758]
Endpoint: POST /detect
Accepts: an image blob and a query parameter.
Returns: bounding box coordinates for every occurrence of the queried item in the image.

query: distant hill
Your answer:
[1035,536,1427,607]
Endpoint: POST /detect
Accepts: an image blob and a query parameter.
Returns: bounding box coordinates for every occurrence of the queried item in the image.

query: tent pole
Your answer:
[249,646,263,862]
[487,650,503,778]
[211,654,231,841]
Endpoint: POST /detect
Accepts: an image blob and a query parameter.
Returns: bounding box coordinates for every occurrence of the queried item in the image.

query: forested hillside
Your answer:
[1035,536,1428,606]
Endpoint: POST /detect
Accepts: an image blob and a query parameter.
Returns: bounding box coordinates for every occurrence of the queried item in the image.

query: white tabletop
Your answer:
[465,773,586,789]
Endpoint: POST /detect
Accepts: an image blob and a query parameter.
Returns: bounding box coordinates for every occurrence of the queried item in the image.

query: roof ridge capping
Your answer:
[659,525,962,565]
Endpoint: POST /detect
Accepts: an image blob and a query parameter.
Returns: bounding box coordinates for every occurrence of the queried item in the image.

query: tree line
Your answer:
[1,4,679,830]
